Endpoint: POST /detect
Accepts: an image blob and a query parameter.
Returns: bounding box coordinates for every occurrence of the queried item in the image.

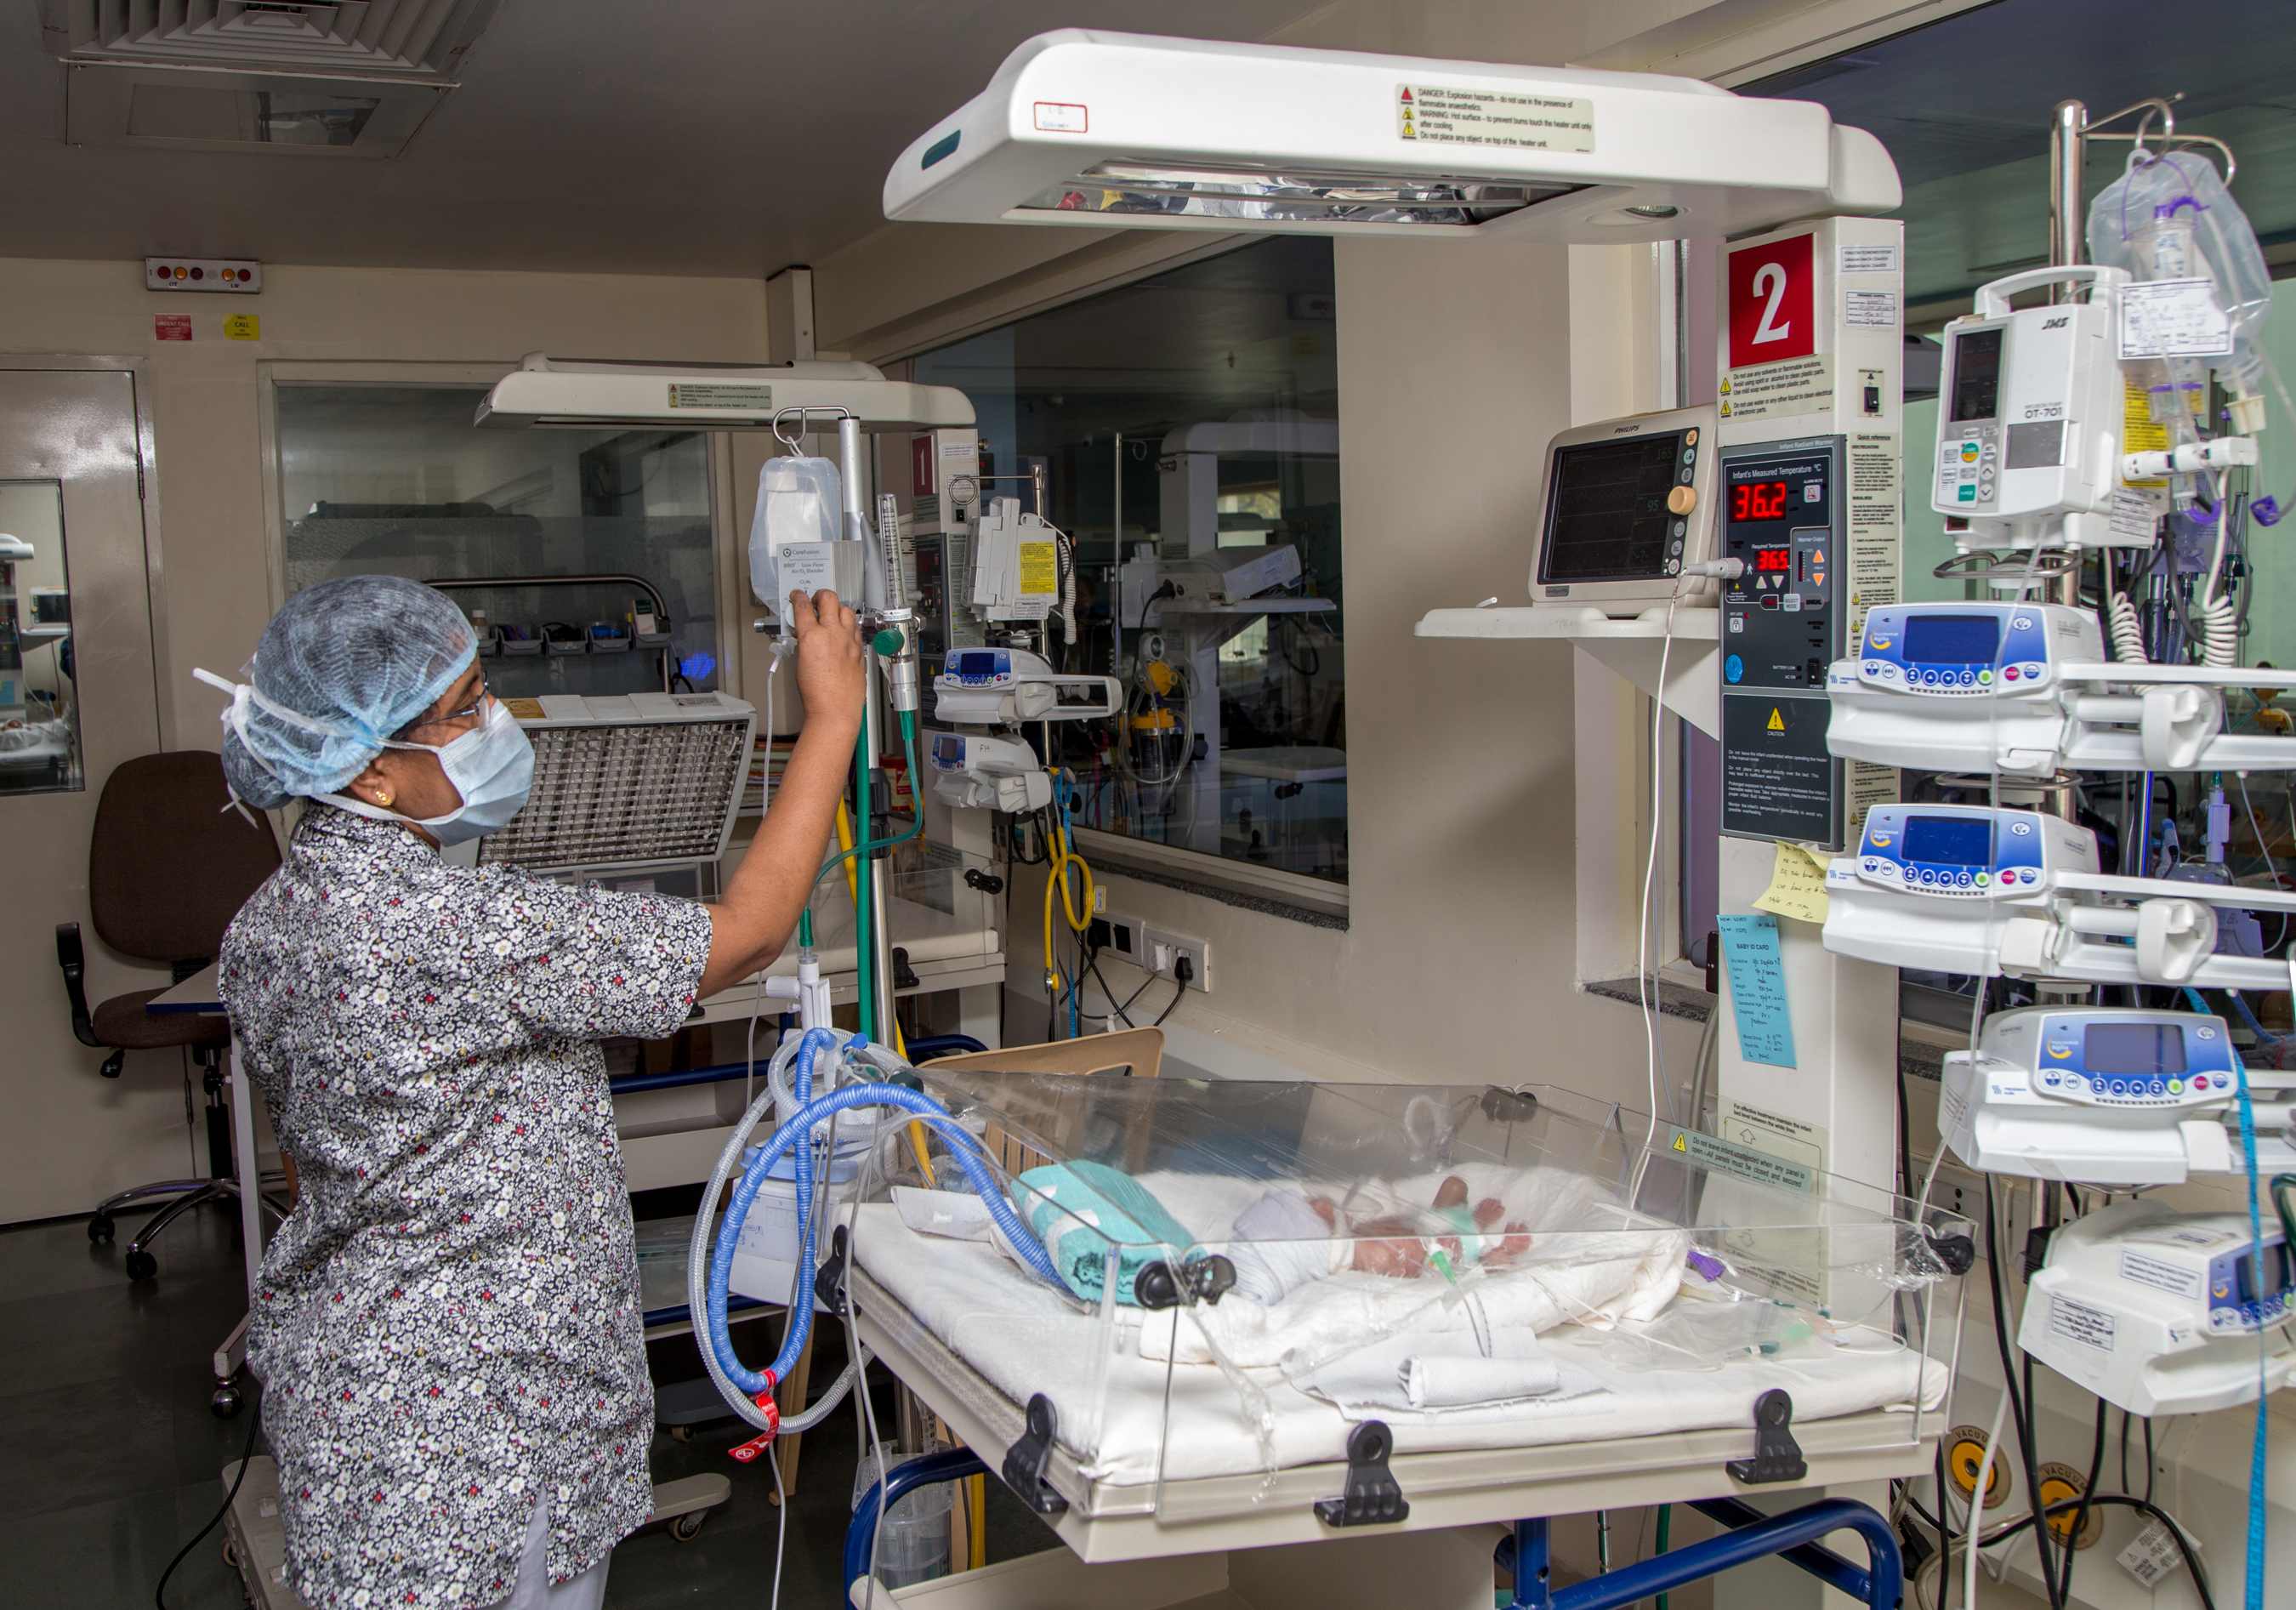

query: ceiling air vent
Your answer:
[41,0,498,79]
[41,1,502,157]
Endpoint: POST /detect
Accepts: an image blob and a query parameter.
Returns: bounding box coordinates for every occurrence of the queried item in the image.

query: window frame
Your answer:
[891,240,1353,904]
[256,361,744,705]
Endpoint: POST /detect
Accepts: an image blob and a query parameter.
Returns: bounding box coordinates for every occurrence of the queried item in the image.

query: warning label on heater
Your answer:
[668,382,773,409]
[1721,355,1833,422]
[1396,85,1594,151]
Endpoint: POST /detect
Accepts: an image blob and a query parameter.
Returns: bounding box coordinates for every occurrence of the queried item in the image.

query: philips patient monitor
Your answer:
[1531,405,1720,615]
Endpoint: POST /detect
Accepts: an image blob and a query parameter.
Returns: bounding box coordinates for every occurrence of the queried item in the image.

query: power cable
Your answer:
[158,1401,262,1609]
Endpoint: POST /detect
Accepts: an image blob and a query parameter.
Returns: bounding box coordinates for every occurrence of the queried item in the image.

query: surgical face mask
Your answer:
[326,697,534,846]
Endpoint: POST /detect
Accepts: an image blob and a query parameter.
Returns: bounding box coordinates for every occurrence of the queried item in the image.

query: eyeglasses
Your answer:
[392,679,491,743]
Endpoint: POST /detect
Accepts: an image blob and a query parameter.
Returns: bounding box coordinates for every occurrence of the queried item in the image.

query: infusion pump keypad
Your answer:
[1998,1011,2242,1110]
[1857,604,2055,695]
[1855,804,2095,897]
[1938,423,2001,510]
[941,649,1017,687]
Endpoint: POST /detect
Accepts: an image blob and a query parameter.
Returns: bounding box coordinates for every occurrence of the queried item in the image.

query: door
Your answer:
[1,364,172,1224]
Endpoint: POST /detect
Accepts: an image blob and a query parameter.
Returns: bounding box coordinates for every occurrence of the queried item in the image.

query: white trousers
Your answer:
[491,1499,610,1610]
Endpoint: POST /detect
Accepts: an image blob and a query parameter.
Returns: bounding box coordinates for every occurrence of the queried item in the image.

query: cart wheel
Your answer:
[213,1384,243,1419]
[125,1248,157,1282]
[668,1512,706,1543]
[669,1424,691,1443]
[88,1213,115,1243]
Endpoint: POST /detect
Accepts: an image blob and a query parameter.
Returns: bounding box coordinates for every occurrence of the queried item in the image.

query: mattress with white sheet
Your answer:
[846,1176,1948,1488]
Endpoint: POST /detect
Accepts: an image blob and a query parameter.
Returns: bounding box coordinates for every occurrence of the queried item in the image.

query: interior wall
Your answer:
[0,259,768,1220]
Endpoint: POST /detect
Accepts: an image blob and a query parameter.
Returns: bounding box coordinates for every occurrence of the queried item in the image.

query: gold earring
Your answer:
[375,790,393,806]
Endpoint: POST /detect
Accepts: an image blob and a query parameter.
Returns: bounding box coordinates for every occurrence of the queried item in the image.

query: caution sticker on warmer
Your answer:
[667,382,772,409]
[1018,541,1058,597]
[1396,84,1593,152]
[1721,354,1834,422]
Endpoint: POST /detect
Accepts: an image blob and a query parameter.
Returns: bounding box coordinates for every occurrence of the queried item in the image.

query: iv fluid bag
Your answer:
[2088,151,2274,405]
[748,455,843,605]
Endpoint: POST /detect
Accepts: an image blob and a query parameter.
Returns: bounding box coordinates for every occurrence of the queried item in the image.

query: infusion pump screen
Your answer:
[1948,327,2003,424]
[1538,431,1695,582]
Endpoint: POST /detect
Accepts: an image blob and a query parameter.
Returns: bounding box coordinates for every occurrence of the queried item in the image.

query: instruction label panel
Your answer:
[1678,1127,1814,1195]
[1723,692,1841,845]
[1718,1096,1827,1175]
[668,382,773,409]
[1395,84,1594,151]
[1721,354,1834,422]
[1846,433,1900,645]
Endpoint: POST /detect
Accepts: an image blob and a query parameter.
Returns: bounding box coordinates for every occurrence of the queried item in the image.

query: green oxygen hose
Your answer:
[809,711,924,1039]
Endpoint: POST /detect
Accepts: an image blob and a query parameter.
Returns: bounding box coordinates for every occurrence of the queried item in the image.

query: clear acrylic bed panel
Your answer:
[857,1072,1969,1516]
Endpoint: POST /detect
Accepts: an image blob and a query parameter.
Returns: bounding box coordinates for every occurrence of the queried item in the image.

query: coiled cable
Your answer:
[2106,587,2150,663]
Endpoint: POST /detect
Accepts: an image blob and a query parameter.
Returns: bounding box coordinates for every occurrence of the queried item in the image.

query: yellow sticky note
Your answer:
[224,313,260,341]
[1753,840,1831,924]
[1018,540,1056,597]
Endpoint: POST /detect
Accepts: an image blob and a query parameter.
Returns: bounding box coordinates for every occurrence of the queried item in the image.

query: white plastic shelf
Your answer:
[1415,603,1720,737]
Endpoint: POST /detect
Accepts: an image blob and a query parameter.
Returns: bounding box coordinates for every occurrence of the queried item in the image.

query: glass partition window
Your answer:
[912,237,1346,883]
[275,385,722,700]
[0,481,82,794]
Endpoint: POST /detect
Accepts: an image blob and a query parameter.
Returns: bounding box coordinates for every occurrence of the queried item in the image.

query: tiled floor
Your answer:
[0,1203,1054,1609]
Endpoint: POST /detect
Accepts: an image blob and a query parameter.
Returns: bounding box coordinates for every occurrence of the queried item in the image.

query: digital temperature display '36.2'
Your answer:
[1732,481,1792,521]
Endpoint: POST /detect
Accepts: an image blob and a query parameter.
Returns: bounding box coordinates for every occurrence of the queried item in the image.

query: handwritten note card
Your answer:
[1753,841,1831,924]
[1718,911,1797,1068]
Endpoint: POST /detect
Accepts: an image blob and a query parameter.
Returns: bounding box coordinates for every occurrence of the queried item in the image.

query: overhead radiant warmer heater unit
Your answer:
[883,30,1900,243]
[475,354,976,432]
[475,692,757,883]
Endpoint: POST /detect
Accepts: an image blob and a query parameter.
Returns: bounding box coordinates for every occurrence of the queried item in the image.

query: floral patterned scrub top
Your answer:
[219,805,714,1608]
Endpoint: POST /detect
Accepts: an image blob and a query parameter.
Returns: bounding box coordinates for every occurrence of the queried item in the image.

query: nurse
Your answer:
[207,574,864,1609]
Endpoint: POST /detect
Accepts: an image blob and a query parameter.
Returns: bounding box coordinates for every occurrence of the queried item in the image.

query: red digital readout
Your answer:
[1753,547,1792,572]
[1732,481,1791,521]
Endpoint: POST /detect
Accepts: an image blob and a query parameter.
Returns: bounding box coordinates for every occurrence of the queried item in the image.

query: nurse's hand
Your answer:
[789,589,866,737]
[697,589,867,996]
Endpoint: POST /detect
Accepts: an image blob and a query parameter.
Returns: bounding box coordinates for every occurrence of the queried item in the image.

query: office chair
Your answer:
[54,751,283,1282]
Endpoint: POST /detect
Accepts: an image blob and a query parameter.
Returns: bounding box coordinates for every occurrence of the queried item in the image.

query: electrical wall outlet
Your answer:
[1100,914,1143,964]
[1144,926,1210,991]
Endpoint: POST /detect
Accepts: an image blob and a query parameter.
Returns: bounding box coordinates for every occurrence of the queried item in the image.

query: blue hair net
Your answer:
[202,576,477,811]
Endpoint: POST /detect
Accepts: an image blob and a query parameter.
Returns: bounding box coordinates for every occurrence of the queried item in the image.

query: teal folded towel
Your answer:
[1014,1159,1198,1303]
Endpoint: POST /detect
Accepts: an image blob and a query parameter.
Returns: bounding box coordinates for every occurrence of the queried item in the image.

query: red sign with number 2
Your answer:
[1726,233,1814,371]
